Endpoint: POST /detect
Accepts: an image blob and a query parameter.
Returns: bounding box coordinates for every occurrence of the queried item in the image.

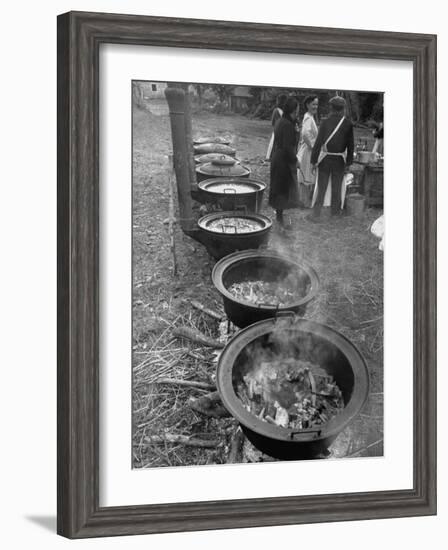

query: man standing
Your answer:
[309,95,354,220]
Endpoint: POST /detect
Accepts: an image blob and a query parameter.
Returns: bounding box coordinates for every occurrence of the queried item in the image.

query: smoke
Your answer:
[234,316,346,428]
[236,316,339,383]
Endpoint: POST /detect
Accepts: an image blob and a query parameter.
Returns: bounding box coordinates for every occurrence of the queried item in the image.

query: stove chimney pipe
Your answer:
[182,85,198,191]
[165,85,195,233]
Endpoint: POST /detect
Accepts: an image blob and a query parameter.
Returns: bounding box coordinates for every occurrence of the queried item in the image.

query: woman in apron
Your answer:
[297,95,319,207]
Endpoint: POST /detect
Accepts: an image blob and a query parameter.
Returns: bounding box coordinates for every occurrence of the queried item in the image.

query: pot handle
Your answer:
[257,302,276,309]
[221,224,237,234]
[290,428,322,441]
[274,310,296,318]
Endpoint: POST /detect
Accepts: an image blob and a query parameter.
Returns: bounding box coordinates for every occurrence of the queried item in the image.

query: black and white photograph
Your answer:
[132,81,384,468]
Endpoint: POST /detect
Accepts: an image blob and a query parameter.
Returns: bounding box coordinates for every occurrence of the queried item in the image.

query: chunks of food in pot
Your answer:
[227,277,310,306]
[207,217,263,234]
[236,358,344,430]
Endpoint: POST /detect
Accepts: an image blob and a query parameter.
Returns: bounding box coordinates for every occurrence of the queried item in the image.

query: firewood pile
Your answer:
[133,299,287,466]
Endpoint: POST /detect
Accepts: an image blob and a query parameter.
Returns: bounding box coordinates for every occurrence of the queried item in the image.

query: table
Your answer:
[354,161,384,207]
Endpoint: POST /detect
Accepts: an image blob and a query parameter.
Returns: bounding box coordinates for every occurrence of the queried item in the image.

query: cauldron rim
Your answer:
[197,211,272,236]
[216,317,370,445]
[212,249,320,311]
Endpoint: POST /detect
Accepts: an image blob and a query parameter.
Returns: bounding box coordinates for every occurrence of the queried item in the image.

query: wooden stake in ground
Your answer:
[167,154,178,276]
[141,434,220,449]
[189,299,225,321]
[173,326,224,349]
[188,391,230,418]
[227,428,245,464]
[155,378,216,391]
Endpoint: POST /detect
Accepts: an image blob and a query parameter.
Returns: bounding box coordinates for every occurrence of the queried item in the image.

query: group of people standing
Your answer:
[267,92,354,227]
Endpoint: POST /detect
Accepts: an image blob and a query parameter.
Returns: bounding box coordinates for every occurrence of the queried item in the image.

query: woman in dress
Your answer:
[265,93,287,161]
[296,95,319,207]
[372,121,384,155]
[268,96,300,226]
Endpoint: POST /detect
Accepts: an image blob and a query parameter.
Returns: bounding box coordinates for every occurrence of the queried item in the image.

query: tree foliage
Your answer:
[189,84,382,122]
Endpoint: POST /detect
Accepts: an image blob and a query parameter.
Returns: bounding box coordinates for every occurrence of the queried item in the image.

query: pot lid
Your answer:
[194,153,239,164]
[193,143,236,156]
[196,162,250,179]
[193,136,231,145]
[211,155,237,166]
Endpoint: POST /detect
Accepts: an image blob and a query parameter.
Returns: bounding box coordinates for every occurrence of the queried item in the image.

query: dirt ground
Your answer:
[132,100,383,469]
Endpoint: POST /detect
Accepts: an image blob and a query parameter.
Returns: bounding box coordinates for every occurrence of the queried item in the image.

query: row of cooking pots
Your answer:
[192,140,369,460]
[194,143,319,327]
[193,137,269,263]
[197,210,368,461]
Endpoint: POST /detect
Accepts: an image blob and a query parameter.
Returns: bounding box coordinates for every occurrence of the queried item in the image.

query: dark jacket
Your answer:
[311,114,354,166]
[269,115,300,210]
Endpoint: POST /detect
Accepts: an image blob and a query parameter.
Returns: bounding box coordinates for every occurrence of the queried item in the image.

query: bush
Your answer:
[210,100,231,114]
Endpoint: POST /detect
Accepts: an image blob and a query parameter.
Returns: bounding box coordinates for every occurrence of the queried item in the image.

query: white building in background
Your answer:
[230,86,253,112]
[141,81,168,99]
[138,81,198,99]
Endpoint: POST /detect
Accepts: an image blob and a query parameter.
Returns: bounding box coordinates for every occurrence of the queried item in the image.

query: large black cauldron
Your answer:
[212,250,319,328]
[216,317,369,460]
[197,178,266,212]
[197,212,272,260]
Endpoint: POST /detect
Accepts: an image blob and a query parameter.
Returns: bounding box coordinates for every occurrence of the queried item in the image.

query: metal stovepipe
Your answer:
[164,85,195,233]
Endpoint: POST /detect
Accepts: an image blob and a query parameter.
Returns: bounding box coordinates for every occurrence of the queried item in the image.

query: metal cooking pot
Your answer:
[212,249,319,328]
[197,212,272,260]
[216,316,369,459]
[197,178,266,212]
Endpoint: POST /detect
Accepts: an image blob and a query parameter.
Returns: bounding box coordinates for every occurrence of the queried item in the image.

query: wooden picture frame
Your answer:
[57,11,437,538]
